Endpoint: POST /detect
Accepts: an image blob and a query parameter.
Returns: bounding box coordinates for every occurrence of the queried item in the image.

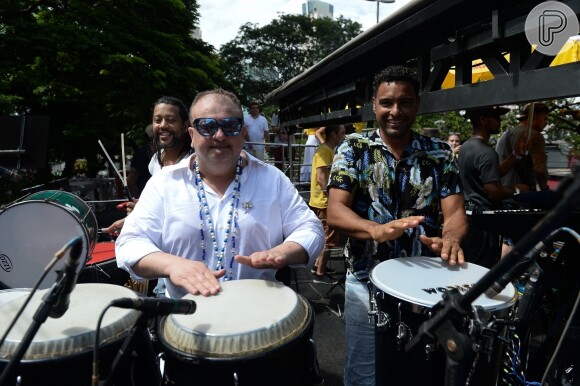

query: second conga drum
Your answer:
[0,283,153,386]
[159,279,316,386]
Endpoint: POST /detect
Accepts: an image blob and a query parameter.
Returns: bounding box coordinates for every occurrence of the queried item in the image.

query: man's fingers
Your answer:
[235,253,286,270]
[172,266,223,296]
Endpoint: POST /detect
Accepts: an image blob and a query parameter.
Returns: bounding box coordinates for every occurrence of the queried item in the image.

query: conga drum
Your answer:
[0,190,97,289]
[159,279,316,386]
[0,283,154,386]
[370,257,518,386]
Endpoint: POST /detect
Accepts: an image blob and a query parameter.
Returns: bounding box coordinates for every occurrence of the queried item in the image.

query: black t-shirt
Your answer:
[458,137,502,211]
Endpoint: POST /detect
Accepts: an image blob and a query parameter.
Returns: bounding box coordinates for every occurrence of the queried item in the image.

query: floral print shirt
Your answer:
[328,129,462,274]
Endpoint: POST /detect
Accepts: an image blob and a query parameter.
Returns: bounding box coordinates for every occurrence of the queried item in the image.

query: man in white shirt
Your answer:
[243,101,269,161]
[116,89,324,298]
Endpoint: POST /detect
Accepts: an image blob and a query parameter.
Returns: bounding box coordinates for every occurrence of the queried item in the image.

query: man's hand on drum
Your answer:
[418,235,464,266]
[235,250,288,270]
[368,216,424,243]
[166,258,224,297]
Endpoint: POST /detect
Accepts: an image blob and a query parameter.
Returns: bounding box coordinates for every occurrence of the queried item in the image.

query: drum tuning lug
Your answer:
[368,293,379,323]
[376,311,391,329]
[396,323,412,348]
[233,372,239,386]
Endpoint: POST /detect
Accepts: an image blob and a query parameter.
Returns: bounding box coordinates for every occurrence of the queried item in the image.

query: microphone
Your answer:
[484,228,564,298]
[49,236,84,318]
[514,264,542,323]
[111,297,197,316]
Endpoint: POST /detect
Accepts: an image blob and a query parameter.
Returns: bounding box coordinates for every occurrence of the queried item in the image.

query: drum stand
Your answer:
[407,166,580,386]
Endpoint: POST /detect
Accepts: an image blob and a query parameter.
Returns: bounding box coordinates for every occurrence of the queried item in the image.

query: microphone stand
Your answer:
[102,312,160,386]
[406,166,580,386]
[0,274,67,385]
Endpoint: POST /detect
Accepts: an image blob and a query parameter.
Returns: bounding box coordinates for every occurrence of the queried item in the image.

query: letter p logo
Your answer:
[526,1,579,56]
[539,10,567,46]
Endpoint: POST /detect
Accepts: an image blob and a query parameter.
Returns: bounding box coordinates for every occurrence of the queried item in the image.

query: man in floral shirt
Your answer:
[327,65,467,386]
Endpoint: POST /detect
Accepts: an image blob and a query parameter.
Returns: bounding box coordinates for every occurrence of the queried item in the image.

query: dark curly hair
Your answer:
[151,96,192,167]
[372,65,420,99]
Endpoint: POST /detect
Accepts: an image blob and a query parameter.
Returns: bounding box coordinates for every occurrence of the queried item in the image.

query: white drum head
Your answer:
[161,279,310,358]
[0,289,30,306]
[0,283,139,360]
[0,202,91,289]
[370,257,517,311]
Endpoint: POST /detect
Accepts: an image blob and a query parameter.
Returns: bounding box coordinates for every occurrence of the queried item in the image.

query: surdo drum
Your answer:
[370,257,518,386]
[0,283,149,386]
[159,279,317,386]
[0,190,97,289]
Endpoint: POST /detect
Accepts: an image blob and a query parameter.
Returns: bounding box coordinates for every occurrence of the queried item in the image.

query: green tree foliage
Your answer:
[0,0,228,178]
[543,99,580,155]
[219,14,362,105]
[414,111,472,142]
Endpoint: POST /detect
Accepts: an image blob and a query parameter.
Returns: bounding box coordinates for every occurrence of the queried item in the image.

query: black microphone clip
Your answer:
[49,236,83,318]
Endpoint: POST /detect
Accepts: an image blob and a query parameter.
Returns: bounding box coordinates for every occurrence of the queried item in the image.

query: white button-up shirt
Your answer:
[116,153,324,298]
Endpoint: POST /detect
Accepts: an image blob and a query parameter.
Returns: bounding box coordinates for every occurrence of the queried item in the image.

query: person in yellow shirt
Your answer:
[300,127,326,182]
[309,125,346,282]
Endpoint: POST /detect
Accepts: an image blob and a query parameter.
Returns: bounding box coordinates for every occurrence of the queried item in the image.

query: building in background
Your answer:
[302,0,333,19]
[192,27,202,40]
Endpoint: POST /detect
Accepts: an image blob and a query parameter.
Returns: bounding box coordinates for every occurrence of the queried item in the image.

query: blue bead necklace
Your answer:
[194,157,242,281]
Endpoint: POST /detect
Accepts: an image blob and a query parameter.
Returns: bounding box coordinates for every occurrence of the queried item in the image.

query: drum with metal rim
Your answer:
[159,279,317,386]
[0,190,97,289]
[370,256,518,386]
[0,283,150,386]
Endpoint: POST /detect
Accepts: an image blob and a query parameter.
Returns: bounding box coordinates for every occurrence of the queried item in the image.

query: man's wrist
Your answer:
[512,151,522,160]
[513,186,520,195]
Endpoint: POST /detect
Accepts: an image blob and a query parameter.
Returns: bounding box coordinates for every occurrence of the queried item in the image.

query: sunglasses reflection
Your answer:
[193,117,243,137]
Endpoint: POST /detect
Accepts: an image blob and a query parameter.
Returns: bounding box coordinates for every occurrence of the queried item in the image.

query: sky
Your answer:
[196,0,413,50]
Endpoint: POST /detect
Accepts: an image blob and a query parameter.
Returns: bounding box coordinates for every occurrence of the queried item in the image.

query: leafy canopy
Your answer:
[220,14,362,105]
[0,0,229,179]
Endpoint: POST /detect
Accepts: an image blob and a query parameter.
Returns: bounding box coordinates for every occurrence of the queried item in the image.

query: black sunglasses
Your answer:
[192,117,243,137]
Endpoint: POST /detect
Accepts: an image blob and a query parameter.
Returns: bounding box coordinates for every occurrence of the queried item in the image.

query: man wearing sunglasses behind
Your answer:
[115,88,324,299]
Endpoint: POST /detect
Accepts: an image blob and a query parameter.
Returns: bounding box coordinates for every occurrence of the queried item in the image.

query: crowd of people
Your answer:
[94,64,557,386]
